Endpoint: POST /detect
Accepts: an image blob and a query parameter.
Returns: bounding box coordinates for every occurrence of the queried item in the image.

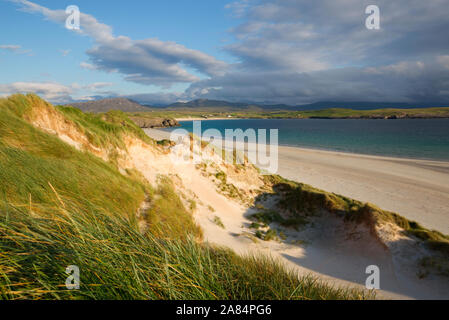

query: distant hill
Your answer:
[147,99,449,112]
[163,99,291,111]
[67,98,152,113]
[294,101,449,111]
[68,97,449,113]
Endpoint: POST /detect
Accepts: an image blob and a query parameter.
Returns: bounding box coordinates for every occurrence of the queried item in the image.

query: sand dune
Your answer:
[145,128,449,234]
[144,128,449,299]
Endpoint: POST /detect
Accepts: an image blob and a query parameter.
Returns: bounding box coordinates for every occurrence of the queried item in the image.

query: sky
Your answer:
[1,0,449,105]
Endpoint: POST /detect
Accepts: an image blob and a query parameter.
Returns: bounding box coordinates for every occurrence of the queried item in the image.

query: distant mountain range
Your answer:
[148,99,449,111]
[68,98,151,113]
[66,97,449,113]
[162,99,291,110]
[293,101,449,111]
[162,99,449,111]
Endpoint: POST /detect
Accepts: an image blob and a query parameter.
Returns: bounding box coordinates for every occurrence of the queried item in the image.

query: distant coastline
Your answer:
[174,114,449,121]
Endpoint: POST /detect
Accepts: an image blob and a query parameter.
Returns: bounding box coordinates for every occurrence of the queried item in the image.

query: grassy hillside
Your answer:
[299,107,449,119]
[57,105,155,148]
[0,95,147,217]
[0,94,368,300]
[130,106,449,120]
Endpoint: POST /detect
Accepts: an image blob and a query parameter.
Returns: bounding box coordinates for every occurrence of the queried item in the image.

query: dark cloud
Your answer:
[186,59,449,104]
[125,92,190,106]
[184,0,449,104]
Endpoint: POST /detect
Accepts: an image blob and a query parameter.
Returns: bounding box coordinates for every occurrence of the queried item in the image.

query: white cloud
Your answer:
[83,82,113,90]
[0,44,31,54]
[0,82,74,103]
[0,81,117,104]
[225,0,251,18]
[14,0,228,87]
[125,91,189,106]
[13,0,114,42]
[79,62,97,70]
[0,44,22,51]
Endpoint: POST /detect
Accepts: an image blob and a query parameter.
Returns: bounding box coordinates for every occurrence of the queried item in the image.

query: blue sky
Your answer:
[1,0,449,105]
[0,0,238,101]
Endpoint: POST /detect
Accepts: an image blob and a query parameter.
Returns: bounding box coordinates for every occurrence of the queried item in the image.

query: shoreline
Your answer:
[175,116,449,121]
[145,128,449,234]
[176,117,237,121]
[279,144,449,167]
[155,126,449,164]
[145,127,449,168]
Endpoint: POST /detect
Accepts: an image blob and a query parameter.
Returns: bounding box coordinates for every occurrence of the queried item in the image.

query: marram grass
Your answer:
[0,198,373,300]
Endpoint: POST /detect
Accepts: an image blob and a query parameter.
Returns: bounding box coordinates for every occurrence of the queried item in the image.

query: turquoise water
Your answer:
[163,119,449,161]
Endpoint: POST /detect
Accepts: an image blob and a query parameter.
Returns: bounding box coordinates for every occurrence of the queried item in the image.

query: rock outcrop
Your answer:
[129,117,179,128]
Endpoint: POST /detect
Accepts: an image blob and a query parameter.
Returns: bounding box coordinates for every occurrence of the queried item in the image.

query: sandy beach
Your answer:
[145,128,449,234]
[175,117,235,121]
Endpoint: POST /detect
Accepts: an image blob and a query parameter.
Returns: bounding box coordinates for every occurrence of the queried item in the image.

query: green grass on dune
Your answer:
[57,106,155,148]
[144,176,203,240]
[0,200,371,300]
[262,175,449,255]
[0,102,147,218]
[0,94,35,118]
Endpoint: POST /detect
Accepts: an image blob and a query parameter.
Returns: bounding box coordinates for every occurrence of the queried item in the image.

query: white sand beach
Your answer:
[175,117,235,121]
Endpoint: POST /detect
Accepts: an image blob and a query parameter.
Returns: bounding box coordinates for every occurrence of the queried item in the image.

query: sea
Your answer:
[161,118,449,161]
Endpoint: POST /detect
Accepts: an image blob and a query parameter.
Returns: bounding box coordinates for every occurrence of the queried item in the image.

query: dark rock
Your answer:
[130,117,179,128]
